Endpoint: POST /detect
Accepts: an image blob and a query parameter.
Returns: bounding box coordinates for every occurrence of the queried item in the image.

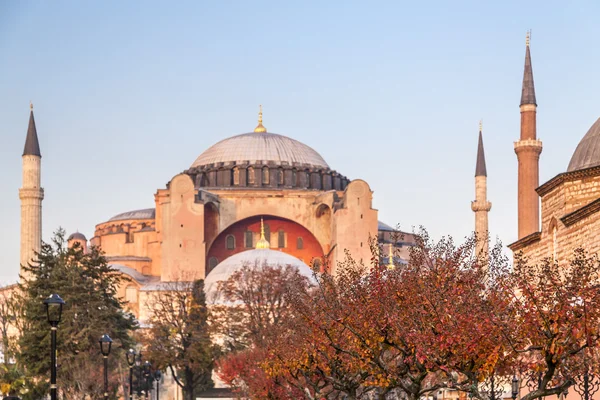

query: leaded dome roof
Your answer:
[108,208,156,222]
[204,249,315,303]
[568,117,600,172]
[191,131,329,169]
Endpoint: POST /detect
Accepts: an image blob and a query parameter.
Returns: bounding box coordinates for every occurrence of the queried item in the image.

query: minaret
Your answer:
[19,103,44,271]
[515,31,542,239]
[471,121,492,259]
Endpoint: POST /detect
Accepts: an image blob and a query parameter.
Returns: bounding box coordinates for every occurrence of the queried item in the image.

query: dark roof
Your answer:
[475,130,487,177]
[67,232,87,241]
[567,117,600,172]
[108,208,156,222]
[23,110,41,157]
[520,44,537,106]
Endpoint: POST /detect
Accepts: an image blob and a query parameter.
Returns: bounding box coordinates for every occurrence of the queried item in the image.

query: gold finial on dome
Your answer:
[254,105,267,133]
[387,243,395,270]
[255,217,270,249]
[526,30,531,47]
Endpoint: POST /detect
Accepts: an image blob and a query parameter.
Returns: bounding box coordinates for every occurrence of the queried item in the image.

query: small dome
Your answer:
[204,249,315,303]
[108,208,156,222]
[568,117,600,172]
[191,132,329,169]
[68,232,86,241]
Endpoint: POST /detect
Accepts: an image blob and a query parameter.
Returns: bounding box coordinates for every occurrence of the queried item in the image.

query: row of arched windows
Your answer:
[224,231,304,250]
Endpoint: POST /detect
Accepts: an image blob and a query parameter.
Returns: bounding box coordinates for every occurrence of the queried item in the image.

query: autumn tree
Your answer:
[213,262,312,399]
[144,279,214,400]
[17,229,137,400]
[492,249,600,400]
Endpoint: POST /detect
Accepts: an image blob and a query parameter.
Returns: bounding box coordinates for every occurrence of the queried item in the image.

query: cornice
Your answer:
[537,165,600,197]
[508,231,541,252]
[560,197,600,227]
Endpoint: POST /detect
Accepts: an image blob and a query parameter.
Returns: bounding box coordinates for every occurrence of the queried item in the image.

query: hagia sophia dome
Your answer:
[191,131,329,169]
[568,117,600,172]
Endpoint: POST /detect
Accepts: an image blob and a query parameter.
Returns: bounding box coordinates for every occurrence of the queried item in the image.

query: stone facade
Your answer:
[509,167,600,265]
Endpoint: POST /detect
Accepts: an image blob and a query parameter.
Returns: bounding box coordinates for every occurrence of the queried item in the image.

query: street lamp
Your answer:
[43,294,65,400]
[126,349,136,400]
[143,361,151,400]
[511,376,519,400]
[99,334,113,400]
[136,353,143,398]
[154,370,162,400]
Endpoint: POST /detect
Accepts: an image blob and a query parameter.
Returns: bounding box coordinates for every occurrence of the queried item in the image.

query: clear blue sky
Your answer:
[1,1,599,284]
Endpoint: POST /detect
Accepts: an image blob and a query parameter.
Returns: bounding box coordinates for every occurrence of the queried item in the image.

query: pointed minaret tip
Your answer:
[23,104,41,157]
[520,30,537,107]
[475,122,487,177]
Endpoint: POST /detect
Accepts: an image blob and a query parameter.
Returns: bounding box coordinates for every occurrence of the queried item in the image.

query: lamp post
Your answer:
[511,376,519,400]
[126,349,136,400]
[143,361,151,400]
[43,294,65,400]
[135,353,142,398]
[154,370,162,400]
[99,334,113,400]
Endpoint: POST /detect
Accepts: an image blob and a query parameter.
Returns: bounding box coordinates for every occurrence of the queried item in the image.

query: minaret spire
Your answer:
[520,30,537,107]
[472,121,491,261]
[475,120,487,177]
[515,32,542,239]
[20,104,44,276]
[23,103,41,157]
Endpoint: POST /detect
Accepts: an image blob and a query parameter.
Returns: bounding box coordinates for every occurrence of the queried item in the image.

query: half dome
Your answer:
[191,132,329,169]
[204,248,315,303]
[568,117,600,172]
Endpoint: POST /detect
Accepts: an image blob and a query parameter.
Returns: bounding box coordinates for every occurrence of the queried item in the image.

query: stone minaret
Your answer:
[471,122,491,259]
[515,31,542,239]
[19,104,44,270]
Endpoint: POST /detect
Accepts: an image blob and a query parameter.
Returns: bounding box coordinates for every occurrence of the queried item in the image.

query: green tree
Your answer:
[17,229,137,400]
[144,279,214,400]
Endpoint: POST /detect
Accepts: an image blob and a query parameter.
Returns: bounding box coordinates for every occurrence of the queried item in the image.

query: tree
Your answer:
[212,262,313,399]
[144,279,214,400]
[17,229,138,400]
[493,249,600,400]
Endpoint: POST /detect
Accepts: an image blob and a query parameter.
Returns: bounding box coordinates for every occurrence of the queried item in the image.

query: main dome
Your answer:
[191,131,329,169]
[568,117,600,172]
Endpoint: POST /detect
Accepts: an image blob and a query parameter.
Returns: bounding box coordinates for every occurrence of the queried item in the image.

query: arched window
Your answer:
[264,224,271,243]
[125,286,137,304]
[208,257,219,270]
[245,231,253,248]
[278,230,285,248]
[549,218,558,262]
[263,167,270,185]
[247,167,255,185]
[226,235,235,250]
[232,167,240,186]
[296,237,304,250]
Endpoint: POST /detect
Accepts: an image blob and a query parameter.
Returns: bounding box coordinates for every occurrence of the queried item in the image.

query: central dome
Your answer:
[191,131,329,169]
[568,117,600,172]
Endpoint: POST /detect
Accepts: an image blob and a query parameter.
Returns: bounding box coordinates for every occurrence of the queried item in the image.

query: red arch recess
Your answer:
[206,215,324,274]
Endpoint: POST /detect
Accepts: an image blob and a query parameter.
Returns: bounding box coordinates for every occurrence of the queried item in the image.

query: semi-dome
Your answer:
[568,117,600,172]
[204,248,315,303]
[191,131,329,169]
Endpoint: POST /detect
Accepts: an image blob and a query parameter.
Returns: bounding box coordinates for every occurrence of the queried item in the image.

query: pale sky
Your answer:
[1,1,599,284]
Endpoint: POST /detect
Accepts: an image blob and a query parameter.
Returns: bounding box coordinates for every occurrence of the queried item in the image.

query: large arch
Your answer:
[206,215,324,275]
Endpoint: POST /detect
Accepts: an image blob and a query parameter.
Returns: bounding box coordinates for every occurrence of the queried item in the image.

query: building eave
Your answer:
[560,197,600,227]
[537,165,600,197]
[508,231,541,252]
